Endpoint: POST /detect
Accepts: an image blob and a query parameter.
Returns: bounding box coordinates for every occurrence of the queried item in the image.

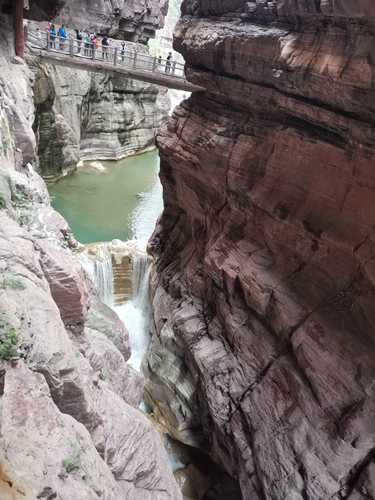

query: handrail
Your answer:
[27,29,186,80]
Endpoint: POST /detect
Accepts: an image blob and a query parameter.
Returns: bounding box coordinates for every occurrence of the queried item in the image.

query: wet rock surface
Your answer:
[148,0,375,498]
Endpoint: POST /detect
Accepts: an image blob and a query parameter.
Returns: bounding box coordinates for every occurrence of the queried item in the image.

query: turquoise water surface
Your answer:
[49,151,161,244]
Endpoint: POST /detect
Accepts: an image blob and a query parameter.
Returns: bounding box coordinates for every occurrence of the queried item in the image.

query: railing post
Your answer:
[46,31,50,51]
[92,45,95,60]
[69,37,74,56]
[172,61,176,76]
[152,56,157,72]
[114,47,118,66]
[133,51,137,68]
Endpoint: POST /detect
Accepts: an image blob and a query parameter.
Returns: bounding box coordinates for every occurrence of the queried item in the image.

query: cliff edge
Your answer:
[147,1,375,498]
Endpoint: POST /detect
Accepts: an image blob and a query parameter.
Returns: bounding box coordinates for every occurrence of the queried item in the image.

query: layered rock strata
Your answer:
[0,158,180,500]
[27,0,170,179]
[0,8,180,498]
[55,0,168,43]
[146,1,375,499]
[32,53,168,178]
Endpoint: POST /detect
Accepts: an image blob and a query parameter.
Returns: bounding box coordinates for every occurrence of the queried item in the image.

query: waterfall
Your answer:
[80,244,114,307]
[95,245,114,307]
[79,156,162,372]
[115,252,151,371]
[80,240,153,372]
[132,253,151,311]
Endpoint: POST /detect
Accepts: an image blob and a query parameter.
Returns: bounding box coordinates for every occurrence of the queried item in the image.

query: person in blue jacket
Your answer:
[49,24,56,49]
[58,24,67,51]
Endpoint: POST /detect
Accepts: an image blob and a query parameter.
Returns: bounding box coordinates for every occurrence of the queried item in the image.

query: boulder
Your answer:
[37,239,90,330]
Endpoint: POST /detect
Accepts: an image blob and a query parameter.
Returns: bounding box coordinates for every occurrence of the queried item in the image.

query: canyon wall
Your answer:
[0,4,181,499]
[55,0,168,43]
[147,1,375,499]
[32,55,168,178]
[27,0,170,179]
[26,0,167,41]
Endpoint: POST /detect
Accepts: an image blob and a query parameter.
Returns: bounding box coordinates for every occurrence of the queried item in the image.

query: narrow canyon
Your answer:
[1,0,375,500]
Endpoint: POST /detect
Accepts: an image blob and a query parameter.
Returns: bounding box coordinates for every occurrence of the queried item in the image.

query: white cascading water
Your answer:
[114,167,163,371]
[80,121,181,375]
[80,174,162,372]
[80,244,114,307]
[115,253,152,371]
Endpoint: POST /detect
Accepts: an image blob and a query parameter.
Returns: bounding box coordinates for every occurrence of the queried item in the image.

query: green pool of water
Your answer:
[49,150,160,244]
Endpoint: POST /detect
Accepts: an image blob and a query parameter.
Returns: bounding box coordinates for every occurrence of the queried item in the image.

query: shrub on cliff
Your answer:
[0,275,26,290]
[0,321,19,361]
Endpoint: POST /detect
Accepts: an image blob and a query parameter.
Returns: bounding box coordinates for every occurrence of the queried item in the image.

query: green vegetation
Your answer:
[18,212,32,227]
[62,448,81,474]
[11,188,34,227]
[62,457,80,473]
[0,275,26,291]
[0,320,19,361]
[12,191,28,208]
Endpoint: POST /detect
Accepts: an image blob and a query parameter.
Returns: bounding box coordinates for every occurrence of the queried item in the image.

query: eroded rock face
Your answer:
[0,363,123,500]
[31,42,169,178]
[55,0,168,43]
[0,20,181,496]
[0,164,181,500]
[38,239,90,330]
[27,0,67,21]
[148,1,375,498]
[0,14,36,167]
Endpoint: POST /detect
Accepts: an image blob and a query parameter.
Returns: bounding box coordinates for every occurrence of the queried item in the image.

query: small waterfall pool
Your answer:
[49,150,161,244]
[115,253,152,371]
[49,150,163,372]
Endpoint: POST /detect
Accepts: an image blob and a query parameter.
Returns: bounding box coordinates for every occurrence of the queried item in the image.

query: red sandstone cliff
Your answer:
[147,1,375,498]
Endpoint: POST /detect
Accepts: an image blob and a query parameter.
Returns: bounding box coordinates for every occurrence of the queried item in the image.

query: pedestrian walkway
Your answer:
[26,29,205,93]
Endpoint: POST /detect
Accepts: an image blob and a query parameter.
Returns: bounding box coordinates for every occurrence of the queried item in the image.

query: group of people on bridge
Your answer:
[45,24,113,60]
[33,23,178,74]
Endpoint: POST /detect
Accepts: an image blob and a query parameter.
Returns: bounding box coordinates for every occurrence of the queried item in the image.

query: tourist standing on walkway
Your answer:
[92,34,99,51]
[58,24,67,50]
[102,36,109,59]
[165,52,172,73]
[49,24,56,49]
[84,33,91,56]
[75,29,83,54]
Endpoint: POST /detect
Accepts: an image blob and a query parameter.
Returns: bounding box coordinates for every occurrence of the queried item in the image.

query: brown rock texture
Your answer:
[55,0,168,43]
[147,1,375,499]
[38,239,90,330]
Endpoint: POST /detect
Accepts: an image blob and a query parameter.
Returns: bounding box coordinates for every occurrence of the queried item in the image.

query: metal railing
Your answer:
[27,30,186,80]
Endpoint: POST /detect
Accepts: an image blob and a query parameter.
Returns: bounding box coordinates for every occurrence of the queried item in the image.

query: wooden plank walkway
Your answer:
[26,31,205,93]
